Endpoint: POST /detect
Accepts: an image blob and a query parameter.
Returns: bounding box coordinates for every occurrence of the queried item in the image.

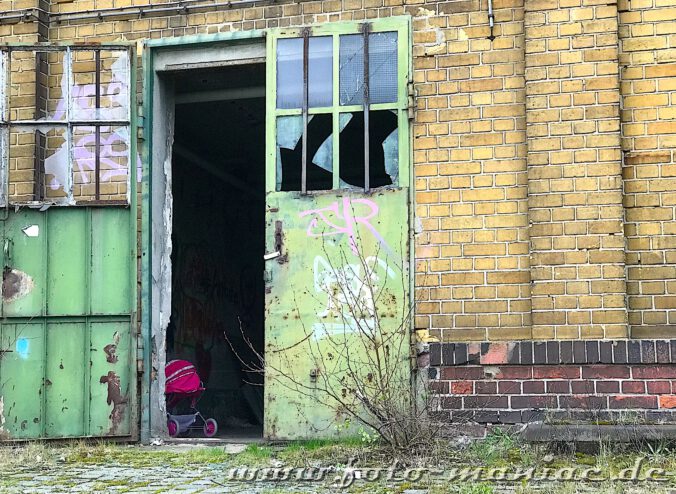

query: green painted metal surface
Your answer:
[0,209,135,440]
[264,189,410,439]
[0,322,44,438]
[263,17,412,440]
[0,208,135,439]
[0,43,137,441]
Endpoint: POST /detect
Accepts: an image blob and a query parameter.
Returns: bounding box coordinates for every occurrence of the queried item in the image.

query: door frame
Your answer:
[141,31,267,441]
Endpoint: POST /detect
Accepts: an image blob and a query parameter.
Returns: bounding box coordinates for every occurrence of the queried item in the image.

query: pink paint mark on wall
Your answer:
[299,197,391,256]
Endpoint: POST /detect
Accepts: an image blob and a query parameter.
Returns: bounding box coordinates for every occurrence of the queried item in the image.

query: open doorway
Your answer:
[166,62,266,439]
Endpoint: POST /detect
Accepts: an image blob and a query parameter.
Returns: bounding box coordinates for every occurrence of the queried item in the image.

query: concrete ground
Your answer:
[0,440,674,493]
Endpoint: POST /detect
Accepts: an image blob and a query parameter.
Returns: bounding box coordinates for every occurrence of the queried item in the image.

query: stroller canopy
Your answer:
[165,359,203,395]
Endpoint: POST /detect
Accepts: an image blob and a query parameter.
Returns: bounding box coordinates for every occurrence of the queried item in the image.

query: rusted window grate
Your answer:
[0,45,132,206]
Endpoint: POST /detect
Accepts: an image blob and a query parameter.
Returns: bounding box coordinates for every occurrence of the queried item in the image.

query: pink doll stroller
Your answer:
[165,359,218,438]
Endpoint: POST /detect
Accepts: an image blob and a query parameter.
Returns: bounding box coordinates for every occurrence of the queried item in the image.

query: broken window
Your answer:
[0,46,132,206]
[273,23,405,193]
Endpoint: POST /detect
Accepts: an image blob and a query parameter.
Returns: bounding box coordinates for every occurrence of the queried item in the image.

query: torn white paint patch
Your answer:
[22,225,39,238]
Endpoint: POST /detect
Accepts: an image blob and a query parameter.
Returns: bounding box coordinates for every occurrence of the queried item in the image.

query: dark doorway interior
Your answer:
[168,63,265,439]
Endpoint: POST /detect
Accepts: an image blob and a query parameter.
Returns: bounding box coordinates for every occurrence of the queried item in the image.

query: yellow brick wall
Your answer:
[0,0,674,341]
[618,0,676,337]
[524,0,627,339]
[412,0,531,342]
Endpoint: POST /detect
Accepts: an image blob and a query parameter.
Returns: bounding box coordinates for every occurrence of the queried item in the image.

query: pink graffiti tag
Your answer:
[299,197,391,256]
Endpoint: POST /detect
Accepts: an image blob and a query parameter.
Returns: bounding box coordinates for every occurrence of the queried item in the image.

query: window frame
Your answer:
[0,43,136,207]
[266,17,411,194]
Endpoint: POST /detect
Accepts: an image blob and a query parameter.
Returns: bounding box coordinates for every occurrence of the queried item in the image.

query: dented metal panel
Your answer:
[264,188,410,439]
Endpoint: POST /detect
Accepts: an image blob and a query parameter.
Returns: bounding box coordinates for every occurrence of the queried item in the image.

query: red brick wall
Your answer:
[428,340,676,424]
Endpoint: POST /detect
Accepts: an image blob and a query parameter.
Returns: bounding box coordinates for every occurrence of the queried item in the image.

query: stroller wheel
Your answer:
[167,418,180,438]
[204,418,218,438]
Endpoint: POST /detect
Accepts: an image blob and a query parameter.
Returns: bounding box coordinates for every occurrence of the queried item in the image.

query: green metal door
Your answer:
[264,18,412,439]
[0,45,137,440]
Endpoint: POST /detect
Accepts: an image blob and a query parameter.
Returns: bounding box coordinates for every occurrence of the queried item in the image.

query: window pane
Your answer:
[369,32,398,104]
[276,38,303,109]
[72,125,130,202]
[276,115,303,190]
[338,110,398,188]
[339,34,364,106]
[307,113,333,190]
[9,50,66,122]
[71,50,131,121]
[276,114,333,191]
[308,37,333,108]
[9,125,68,203]
[339,32,398,106]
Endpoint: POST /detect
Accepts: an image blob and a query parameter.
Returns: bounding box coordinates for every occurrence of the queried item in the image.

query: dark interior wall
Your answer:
[169,86,266,429]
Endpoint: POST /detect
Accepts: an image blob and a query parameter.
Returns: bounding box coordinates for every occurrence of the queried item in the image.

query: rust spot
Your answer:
[104,332,121,363]
[99,371,128,434]
[2,268,34,303]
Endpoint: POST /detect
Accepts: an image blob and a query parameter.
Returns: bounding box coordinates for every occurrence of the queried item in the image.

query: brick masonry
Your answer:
[1,0,675,426]
[428,340,676,424]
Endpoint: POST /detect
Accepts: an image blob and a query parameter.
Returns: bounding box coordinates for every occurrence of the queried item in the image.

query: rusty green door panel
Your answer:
[2,212,46,317]
[264,188,410,439]
[0,208,134,440]
[91,209,131,315]
[45,321,87,438]
[89,321,131,436]
[47,209,88,315]
[0,322,45,438]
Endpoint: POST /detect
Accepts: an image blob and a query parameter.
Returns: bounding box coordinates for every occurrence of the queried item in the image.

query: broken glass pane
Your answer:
[71,50,131,121]
[339,32,398,106]
[308,37,333,108]
[9,50,66,122]
[72,125,130,202]
[307,113,333,190]
[339,34,364,106]
[369,32,398,104]
[338,110,397,189]
[9,125,68,202]
[276,114,334,191]
[276,115,303,190]
[312,113,352,175]
[276,38,303,109]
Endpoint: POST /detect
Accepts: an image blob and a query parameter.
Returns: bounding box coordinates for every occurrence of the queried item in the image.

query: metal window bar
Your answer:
[301,28,310,194]
[95,49,101,201]
[362,23,370,193]
[34,51,48,201]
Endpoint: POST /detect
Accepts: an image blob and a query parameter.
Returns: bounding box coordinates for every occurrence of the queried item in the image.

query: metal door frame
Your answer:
[141,31,267,441]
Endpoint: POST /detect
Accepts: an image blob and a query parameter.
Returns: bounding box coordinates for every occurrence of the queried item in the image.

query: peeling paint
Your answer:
[104,332,121,364]
[100,371,128,434]
[2,268,34,303]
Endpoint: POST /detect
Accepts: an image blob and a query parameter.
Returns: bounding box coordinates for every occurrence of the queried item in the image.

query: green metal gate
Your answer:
[264,18,412,439]
[0,45,137,440]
